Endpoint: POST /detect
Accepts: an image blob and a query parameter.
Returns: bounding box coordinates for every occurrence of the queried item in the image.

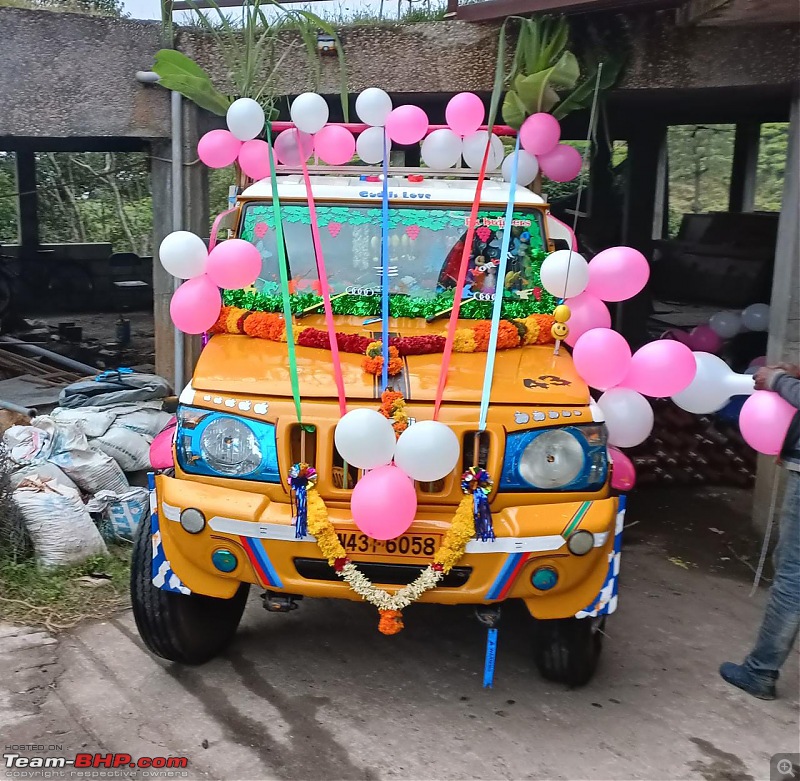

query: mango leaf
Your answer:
[155,74,232,116]
[502,90,528,129]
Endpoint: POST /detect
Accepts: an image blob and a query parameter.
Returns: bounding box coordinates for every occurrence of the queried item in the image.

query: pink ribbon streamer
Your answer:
[299,158,348,416]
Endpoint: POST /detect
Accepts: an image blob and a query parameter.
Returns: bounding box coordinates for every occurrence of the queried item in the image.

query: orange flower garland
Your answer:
[209,307,556,362]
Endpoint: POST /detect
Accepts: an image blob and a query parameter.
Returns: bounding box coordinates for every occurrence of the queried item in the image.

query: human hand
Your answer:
[772,362,800,378]
[754,366,786,390]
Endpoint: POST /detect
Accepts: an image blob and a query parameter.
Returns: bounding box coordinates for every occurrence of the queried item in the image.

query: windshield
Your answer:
[239,202,548,302]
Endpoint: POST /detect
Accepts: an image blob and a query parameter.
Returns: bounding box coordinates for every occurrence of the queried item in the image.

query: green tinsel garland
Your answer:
[223,288,557,320]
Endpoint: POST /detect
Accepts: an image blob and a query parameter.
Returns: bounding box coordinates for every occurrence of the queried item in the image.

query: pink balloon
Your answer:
[274,129,314,165]
[205,239,262,290]
[572,328,632,391]
[197,129,242,169]
[609,447,636,492]
[149,417,176,469]
[564,292,611,347]
[238,139,272,180]
[170,275,222,334]
[623,341,697,397]
[350,465,417,541]
[314,125,356,165]
[445,92,485,137]
[586,246,650,302]
[538,143,582,182]
[687,324,723,354]
[660,329,692,346]
[739,390,796,455]
[385,105,429,146]
[519,112,561,156]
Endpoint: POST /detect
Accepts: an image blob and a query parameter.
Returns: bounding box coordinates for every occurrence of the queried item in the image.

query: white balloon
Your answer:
[334,409,396,470]
[394,421,460,482]
[741,303,771,332]
[355,88,393,127]
[708,310,742,339]
[598,388,654,448]
[671,351,755,414]
[158,231,208,280]
[356,125,388,164]
[290,92,329,135]
[420,128,462,169]
[540,249,589,299]
[226,98,265,142]
[462,130,504,171]
[501,149,539,186]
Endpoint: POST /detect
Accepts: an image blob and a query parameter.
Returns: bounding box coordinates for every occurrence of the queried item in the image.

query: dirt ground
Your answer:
[1,486,797,781]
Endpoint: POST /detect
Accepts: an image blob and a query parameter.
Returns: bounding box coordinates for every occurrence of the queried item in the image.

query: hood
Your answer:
[193,326,589,406]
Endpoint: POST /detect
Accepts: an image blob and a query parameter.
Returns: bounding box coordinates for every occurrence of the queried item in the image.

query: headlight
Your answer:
[200,417,261,476]
[519,430,584,488]
[176,406,280,482]
[500,425,608,492]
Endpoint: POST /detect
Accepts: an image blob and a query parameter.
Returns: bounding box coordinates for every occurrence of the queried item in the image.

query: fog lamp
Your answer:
[531,566,558,591]
[211,548,238,573]
[180,508,206,534]
[567,529,595,556]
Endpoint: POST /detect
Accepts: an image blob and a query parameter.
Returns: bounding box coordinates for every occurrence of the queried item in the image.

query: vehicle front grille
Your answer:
[293,558,472,588]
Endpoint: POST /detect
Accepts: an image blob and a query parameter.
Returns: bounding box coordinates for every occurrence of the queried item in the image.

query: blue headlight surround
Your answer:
[176,405,280,483]
[500,425,608,492]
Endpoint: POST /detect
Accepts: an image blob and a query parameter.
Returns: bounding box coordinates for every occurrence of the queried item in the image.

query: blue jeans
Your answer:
[744,470,800,682]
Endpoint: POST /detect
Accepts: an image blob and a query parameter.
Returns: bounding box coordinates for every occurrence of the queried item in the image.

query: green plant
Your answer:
[500,16,625,128]
[153,0,347,121]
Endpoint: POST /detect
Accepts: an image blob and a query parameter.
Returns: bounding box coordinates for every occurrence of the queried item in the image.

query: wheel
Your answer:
[532,616,606,686]
[130,515,249,664]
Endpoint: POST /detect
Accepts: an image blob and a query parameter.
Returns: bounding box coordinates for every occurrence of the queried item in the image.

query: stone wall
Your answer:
[0,6,797,140]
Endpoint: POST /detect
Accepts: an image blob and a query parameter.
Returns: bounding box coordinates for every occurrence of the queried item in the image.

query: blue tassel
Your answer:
[483,627,498,688]
[462,467,495,542]
[473,490,495,542]
[288,463,316,539]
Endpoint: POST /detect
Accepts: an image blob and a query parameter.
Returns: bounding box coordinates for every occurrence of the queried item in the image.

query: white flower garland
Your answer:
[337,562,444,611]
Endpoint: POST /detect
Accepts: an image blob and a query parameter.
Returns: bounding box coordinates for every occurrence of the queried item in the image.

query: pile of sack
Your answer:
[2,371,173,567]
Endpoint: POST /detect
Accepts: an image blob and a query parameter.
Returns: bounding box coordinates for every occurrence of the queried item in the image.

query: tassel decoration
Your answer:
[461,467,495,542]
[288,462,317,539]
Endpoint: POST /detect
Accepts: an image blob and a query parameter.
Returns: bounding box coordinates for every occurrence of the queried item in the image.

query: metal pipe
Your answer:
[0,399,36,417]
[171,90,185,392]
[135,71,160,84]
[0,336,97,375]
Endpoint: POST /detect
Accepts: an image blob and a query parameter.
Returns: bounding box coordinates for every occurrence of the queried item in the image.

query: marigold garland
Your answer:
[210,306,555,361]
[304,485,476,633]
[378,390,409,435]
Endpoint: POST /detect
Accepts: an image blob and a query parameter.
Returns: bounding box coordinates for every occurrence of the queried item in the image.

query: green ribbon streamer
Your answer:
[265,124,302,423]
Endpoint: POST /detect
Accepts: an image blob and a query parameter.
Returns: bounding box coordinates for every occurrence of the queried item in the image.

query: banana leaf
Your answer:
[152,50,232,116]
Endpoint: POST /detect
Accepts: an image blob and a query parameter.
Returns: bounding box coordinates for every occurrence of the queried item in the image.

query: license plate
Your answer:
[336,532,442,559]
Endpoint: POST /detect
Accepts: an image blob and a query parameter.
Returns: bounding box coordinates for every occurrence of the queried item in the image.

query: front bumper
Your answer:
[149,474,623,620]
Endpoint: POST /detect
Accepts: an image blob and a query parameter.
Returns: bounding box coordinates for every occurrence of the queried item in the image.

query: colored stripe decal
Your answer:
[562,501,592,538]
[486,552,530,600]
[240,536,283,588]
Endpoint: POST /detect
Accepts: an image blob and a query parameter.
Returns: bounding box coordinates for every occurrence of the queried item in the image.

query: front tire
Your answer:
[130,516,249,664]
[532,616,606,686]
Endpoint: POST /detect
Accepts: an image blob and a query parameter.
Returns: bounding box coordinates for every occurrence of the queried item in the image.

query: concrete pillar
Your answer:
[752,96,799,532]
[151,101,209,387]
[618,123,667,348]
[729,122,760,213]
[15,150,38,250]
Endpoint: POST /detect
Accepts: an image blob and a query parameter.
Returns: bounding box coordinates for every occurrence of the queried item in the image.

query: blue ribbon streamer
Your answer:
[380,131,390,390]
[478,135,521,432]
[483,627,499,688]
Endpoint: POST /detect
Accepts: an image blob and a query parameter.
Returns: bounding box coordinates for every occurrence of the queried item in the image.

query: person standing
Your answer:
[720,363,800,700]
